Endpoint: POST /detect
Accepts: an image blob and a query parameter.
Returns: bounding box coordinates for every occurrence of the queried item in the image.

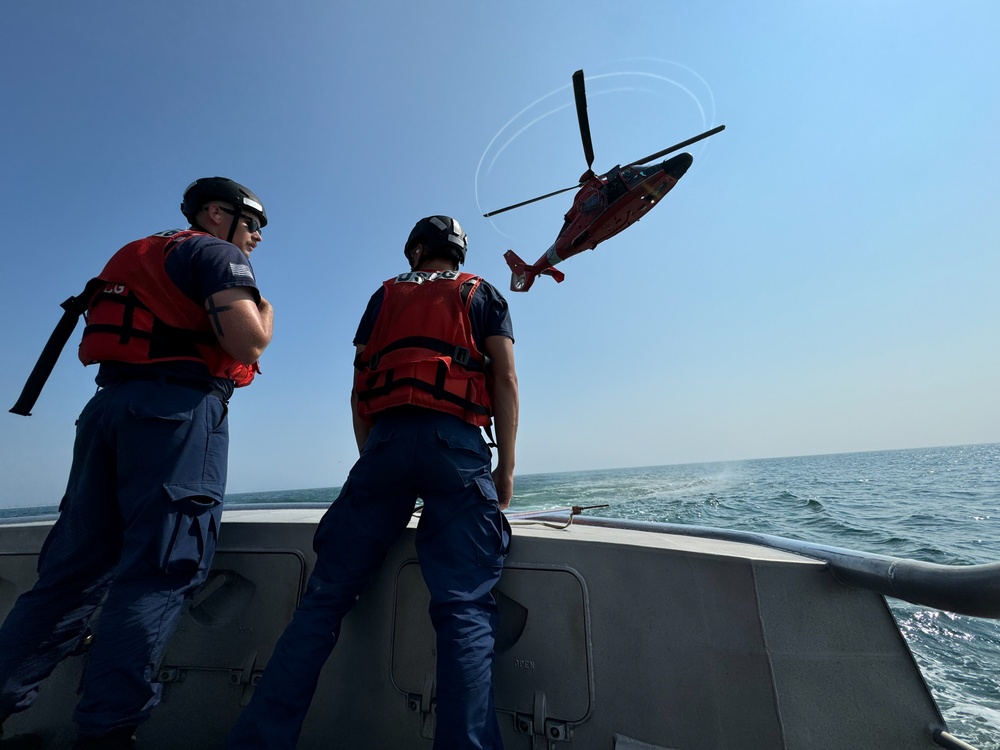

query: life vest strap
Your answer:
[356,369,491,417]
[80,284,215,357]
[82,323,154,342]
[82,322,213,349]
[10,279,103,417]
[82,287,150,344]
[358,336,484,372]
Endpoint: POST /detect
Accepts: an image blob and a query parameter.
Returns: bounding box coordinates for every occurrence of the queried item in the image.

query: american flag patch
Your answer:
[230,262,255,281]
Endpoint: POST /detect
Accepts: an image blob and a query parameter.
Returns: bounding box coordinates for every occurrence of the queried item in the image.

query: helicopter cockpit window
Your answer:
[606,171,628,203]
[582,192,601,212]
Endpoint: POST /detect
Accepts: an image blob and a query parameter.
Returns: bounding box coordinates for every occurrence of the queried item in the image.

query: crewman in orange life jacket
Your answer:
[228,215,518,750]
[0,177,274,749]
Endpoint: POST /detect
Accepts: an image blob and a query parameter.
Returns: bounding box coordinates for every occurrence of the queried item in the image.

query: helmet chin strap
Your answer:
[225,208,239,243]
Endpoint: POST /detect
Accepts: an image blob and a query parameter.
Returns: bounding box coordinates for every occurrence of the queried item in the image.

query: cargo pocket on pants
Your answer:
[474,476,511,572]
[161,483,224,575]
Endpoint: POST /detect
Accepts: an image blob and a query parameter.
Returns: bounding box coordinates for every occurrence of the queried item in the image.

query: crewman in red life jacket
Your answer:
[0,178,274,749]
[229,216,519,750]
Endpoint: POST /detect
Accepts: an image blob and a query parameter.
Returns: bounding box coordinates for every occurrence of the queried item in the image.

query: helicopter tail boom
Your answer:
[504,249,565,293]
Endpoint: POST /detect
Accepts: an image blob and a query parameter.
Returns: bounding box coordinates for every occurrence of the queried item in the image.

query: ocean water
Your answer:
[5,443,999,745]
[517,445,1000,747]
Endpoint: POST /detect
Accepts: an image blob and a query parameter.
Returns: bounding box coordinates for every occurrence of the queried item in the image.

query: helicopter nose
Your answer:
[662,152,693,180]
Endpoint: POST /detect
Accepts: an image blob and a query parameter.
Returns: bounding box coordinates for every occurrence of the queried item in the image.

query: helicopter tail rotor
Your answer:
[504,249,565,292]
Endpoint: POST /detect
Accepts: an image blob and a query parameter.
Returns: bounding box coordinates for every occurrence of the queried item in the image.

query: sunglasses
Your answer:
[219,206,262,234]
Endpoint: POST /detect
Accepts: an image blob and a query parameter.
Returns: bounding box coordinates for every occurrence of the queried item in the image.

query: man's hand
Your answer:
[493,467,514,510]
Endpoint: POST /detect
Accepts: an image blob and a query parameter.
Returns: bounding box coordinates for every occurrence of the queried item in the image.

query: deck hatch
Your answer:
[390,562,593,727]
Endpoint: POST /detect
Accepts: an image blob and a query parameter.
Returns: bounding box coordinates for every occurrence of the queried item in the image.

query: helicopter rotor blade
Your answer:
[626,124,726,168]
[573,69,595,171]
[484,78,725,219]
[483,183,581,218]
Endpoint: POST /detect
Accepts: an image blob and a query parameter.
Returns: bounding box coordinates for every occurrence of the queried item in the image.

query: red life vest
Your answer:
[77,229,256,387]
[354,270,492,426]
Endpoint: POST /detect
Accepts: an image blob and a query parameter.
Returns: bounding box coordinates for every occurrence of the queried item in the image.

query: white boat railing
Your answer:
[518,510,1000,620]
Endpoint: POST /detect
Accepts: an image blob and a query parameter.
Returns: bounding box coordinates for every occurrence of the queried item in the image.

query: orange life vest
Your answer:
[354,270,492,426]
[78,229,256,387]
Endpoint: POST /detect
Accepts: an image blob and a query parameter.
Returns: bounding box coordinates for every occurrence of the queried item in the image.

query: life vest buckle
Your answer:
[452,346,470,366]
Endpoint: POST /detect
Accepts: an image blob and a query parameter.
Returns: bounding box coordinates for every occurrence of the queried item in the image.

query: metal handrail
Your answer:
[5,504,999,619]
[932,724,982,750]
[517,512,1000,620]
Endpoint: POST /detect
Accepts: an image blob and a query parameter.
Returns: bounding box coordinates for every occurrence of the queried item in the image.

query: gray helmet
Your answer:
[181,177,268,229]
[404,216,468,266]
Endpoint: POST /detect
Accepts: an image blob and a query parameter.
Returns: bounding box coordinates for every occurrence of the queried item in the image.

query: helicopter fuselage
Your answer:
[549,151,693,265]
[505,152,694,292]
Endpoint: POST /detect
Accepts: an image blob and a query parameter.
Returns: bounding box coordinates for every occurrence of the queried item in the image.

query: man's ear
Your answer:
[203,204,224,228]
[409,244,423,270]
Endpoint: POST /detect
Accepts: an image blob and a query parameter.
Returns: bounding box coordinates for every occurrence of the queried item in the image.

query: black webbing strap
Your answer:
[356,371,491,418]
[356,336,484,372]
[80,291,215,352]
[10,279,102,416]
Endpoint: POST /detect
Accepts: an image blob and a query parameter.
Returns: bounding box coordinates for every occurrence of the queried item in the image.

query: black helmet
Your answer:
[404,216,468,266]
[181,177,268,229]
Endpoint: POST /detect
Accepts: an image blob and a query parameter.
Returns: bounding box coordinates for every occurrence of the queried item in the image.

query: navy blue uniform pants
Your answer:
[228,409,510,749]
[0,379,228,736]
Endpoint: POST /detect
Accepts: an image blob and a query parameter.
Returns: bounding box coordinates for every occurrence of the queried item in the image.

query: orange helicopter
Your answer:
[485,69,724,292]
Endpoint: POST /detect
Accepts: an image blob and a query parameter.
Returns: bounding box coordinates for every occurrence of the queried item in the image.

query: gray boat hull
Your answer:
[0,507,963,748]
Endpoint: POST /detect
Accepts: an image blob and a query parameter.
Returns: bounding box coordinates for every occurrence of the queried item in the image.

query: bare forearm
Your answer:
[482,336,518,509]
[490,372,519,509]
[256,296,274,345]
[492,374,518,472]
[239,296,274,362]
[207,290,274,364]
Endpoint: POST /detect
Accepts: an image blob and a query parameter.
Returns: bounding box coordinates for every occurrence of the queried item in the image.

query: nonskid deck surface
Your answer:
[0,508,972,749]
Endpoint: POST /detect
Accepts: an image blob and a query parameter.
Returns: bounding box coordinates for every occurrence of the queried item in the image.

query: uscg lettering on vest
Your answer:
[103,283,128,296]
[394,270,460,285]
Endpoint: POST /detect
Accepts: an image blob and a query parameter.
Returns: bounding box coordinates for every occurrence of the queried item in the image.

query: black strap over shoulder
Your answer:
[10,278,103,416]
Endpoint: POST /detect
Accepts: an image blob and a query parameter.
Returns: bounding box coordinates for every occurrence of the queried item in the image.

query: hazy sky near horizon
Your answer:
[2,1,998,507]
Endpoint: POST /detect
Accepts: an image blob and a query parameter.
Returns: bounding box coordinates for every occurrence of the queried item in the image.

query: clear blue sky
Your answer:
[2,1,998,507]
